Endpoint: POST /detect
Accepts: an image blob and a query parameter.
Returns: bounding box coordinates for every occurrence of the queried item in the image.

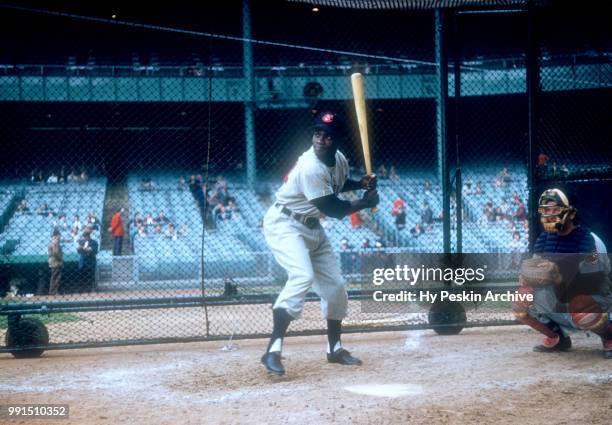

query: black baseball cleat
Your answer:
[327,348,362,365]
[261,352,285,375]
[533,334,572,353]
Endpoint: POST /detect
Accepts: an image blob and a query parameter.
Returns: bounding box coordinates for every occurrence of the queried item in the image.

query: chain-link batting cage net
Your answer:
[0,1,610,356]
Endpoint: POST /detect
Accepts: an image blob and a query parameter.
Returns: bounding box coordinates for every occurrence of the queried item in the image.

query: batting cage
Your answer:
[0,0,610,358]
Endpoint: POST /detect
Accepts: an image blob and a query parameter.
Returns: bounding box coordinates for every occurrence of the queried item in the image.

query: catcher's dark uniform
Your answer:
[516,225,612,355]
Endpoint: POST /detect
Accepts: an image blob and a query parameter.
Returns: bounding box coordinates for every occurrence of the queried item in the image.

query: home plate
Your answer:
[344,384,423,398]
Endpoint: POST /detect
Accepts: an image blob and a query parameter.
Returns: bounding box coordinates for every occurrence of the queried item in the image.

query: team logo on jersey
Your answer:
[321,113,334,123]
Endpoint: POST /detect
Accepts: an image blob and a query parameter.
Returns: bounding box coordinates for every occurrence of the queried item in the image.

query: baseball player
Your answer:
[261,111,379,375]
[513,188,612,358]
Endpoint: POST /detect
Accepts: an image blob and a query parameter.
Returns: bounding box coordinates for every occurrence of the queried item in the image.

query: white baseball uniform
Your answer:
[263,146,350,320]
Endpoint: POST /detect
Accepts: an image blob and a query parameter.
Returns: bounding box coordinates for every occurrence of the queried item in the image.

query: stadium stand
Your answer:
[0,178,107,257]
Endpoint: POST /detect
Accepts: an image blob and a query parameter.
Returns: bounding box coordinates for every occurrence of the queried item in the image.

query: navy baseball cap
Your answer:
[313,111,344,137]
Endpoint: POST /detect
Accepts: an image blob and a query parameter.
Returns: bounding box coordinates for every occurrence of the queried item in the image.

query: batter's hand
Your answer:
[360,174,377,191]
[361,189,379,208]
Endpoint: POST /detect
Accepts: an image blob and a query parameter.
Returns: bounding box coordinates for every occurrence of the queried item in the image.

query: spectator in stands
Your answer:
[77,228,98,291]
[87,211,100,231]
[47,229,63,295]
[499,167,510,184]
[339,238,355,274]
[157,211,171,225]
[497,198,510,221]
[79,169,88,182]
[377,165,388,179]
[424,179,432,194]
[522,218,529,232]
[389,165,400,182]
[362,238,371,250]
[508,231,523,268]
[153,224,162,234]
[410,223,424,237]
[129,213,141,245]
[210,184,229,207]
[72,214,82,233]
[47,173,59,184]
[145,213,155,226]
[510,230,522,250]
[67,169,78,183]
[483,201,495,222]
[463,180,473,197]
[420,201,433,225]
[224,198,240,220]
[136,223,147,238]
[178,175,186,191]
[131,212,143,227]
[140,176,155,191]
[36,202,53,216]
[474,181,483,196]
[59,166,66,183]
[54,214,68,231]
[391,197,406,217]
[109,207,125,256]
[69,226,79,243]
[16,200,30,214]
[165,223,177,240]
[214,175,228,192]
[560,163,570,177]
[513,199,527,221]
[179,224,188,238]
[395,205,406,230]
[350,211,363,229]
[212,202,225,225]
[537,152,549,169]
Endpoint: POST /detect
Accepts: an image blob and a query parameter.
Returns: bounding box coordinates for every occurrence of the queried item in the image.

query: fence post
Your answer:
[435,9,451,254]
[526,1,540,253]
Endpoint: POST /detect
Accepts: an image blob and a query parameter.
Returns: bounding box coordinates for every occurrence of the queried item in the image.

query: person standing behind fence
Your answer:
[109,207,125,256]
[77,228,99,291]
[47,229,63,295]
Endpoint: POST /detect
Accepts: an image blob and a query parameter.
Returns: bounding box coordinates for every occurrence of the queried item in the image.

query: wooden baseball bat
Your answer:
[351,72,376,212]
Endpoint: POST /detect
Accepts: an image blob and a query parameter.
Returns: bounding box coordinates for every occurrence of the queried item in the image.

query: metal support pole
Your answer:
[243,0,256,189]
[526,2,539,252]
[453,10,462,254]
[436,10,451,254]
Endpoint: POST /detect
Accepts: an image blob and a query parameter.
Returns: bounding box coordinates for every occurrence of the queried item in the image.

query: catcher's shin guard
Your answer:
[568,295,608,333]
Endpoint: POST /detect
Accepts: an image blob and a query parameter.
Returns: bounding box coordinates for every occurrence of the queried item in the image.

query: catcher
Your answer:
[513,188,612,358]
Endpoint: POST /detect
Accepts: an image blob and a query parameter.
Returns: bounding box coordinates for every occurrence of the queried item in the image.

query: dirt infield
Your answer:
[1,326,610,425]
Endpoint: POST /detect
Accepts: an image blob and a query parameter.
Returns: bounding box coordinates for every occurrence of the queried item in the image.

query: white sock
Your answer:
[268,338,282,353]
[327,340,342,354]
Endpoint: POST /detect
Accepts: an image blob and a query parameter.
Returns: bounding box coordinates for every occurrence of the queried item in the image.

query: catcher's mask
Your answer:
[538,188,574,233]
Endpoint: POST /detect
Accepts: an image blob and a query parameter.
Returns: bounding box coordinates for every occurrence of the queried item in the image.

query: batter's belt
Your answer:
[274,203,321,229]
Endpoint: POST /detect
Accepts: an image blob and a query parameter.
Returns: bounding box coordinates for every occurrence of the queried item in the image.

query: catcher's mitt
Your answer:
[520,258,563,287]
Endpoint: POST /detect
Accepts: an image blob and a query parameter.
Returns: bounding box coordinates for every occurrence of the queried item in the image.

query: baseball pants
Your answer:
[529,285,612,334]
[263,205,348,320]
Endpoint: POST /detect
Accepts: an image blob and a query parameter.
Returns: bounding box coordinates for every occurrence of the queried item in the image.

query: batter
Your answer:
[261,111,379,375]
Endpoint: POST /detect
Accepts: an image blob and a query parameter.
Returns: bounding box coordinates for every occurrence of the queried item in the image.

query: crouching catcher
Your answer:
[512,188,612,358]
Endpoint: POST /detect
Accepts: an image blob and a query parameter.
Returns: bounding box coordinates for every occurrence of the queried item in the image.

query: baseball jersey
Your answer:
[275,146,349,218]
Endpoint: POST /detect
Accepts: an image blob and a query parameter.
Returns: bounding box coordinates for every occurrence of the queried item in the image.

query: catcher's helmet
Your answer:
[538,188,575,233]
